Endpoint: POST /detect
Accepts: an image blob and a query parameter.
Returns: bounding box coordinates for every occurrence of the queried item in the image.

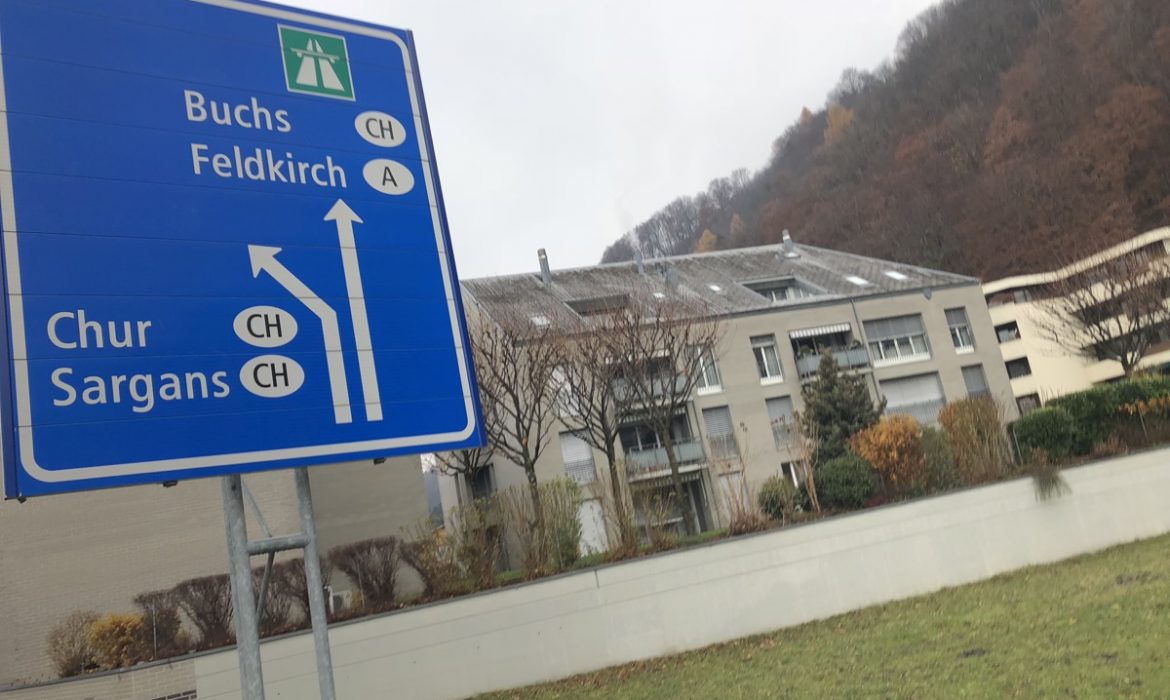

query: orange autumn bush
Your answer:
[849,414,924,494]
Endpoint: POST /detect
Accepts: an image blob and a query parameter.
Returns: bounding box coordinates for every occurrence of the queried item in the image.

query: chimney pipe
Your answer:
[537,248,552,284]
[781,229,799,258]
[635,248,645,275]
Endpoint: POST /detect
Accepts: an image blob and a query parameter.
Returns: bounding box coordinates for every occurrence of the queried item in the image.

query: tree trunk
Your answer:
[525,466,543,531]
[662,438,697,537]
[604,444,634,549]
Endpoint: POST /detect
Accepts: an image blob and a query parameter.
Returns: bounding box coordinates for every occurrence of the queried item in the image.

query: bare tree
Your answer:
[470,311,566,527]
[606,295,722,537]
[1035,250,1170,376]
[559,315,635,550]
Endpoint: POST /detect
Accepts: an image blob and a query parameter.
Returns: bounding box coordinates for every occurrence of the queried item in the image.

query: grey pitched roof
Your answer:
[460,242,978,326]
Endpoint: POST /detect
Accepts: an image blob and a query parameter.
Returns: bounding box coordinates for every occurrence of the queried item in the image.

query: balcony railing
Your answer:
[796,347,871,379]
[886,398,946,426]
[770,419,797,450]
[612,376,689,405]
[707,434,739,462]
[624,439,706,478]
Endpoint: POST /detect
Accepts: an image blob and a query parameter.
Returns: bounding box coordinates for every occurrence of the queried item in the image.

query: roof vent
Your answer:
[537,248,552,284]
[664,266,680,290]
[781,229,799,258]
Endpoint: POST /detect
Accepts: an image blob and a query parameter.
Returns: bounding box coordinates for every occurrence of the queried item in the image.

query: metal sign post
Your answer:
[222,469,337,699]
[222,475,266,699]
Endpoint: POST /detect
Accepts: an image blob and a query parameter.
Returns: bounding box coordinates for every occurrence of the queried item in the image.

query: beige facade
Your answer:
[441,242,1016,542]
[983,227,1170,412]
[0,457,425,687]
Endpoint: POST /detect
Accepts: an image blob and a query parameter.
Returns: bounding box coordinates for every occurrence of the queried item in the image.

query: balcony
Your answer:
[612,375,689,405]
[624,439,706,479]
[886,398,946,426]
[796,347,871,379]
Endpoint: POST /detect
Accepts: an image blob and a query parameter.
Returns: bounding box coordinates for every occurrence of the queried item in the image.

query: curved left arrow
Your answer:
[249,244,352,424]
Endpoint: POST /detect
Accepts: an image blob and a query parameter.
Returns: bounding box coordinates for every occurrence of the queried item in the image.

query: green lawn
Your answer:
[482,534,1170,699]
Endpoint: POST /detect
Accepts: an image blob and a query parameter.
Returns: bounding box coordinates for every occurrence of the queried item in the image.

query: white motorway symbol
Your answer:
[247,244,352,424]
[324,199,383,422]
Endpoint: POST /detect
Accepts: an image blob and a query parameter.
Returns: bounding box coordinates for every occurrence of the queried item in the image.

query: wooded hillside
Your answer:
[600,0,1170,281]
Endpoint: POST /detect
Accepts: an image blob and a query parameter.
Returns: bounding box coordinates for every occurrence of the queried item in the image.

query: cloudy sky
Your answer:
[283,0,939,279]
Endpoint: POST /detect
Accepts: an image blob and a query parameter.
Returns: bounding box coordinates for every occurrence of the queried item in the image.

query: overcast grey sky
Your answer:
[283,0,939,279]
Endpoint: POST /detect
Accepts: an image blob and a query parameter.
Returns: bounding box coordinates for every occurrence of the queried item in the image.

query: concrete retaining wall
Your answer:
[8,449,1170,700]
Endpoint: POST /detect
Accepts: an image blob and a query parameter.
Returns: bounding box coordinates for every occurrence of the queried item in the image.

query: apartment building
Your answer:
[983,227,1170,414]
[0,457,426,685]
[440,237,1016,545]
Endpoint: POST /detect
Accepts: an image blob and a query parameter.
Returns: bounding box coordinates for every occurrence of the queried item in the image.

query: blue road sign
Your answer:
[0,0,483,497]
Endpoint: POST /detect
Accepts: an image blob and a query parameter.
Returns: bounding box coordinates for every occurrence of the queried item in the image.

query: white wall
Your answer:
[11,449,1170,700]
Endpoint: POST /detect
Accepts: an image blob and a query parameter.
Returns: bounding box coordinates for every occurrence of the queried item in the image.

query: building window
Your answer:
[694,346,722,394]
[864,314,930,366]
[962,364,989,397]
[551,365,578,417]
[1005,357,1032,379]
[766,396,796,450]
[744,277,819,303]
[995,321,1021,343]
[946,308,975,353]
[780,461,803,487]
[880,373,946,425]
[467,464,495,501]
[559,432,597,485]
[751,334,784,383]
[702,406,738,460]
[1017,393,1041,415]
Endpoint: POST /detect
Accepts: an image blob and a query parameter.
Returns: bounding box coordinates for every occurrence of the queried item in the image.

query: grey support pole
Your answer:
[222,474,266,700]
[296,468,337,700]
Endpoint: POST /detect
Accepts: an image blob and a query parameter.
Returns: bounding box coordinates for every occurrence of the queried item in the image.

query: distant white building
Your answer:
[983,227,1170,414]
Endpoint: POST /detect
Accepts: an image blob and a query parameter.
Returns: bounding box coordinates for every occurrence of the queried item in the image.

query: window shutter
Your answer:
[864,314,924,341]
[766,396,794,424]
[946,308,968,326]
[559,432,596,485]
[702,406,733,436]
[880,373,944,407]
[962,365,988,395]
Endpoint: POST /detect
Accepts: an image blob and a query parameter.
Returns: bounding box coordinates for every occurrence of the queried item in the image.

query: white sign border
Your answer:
[0,0,477,487]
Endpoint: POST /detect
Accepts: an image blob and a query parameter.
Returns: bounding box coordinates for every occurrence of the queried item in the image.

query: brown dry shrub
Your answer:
[400,521,467,600]
[850,415,925,495]
[327,537,402,612]
[88,613,148,670]
[939,397,1012,485]
[173,574,233,649]
[133,589,190,659]
[47,610,99,677]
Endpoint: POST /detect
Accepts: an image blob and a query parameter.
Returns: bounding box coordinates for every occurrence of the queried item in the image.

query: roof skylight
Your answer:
[845,275,871,286]
[884,271,909,281]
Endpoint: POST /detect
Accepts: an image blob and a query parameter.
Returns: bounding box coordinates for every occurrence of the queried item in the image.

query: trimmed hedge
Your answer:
[1048,375,1170,455]
[1013,406,1076,460]
[816,453,879,510]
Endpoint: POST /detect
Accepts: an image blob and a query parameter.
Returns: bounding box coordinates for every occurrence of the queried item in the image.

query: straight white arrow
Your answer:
[325,199,383,422]
[249,244,352,424]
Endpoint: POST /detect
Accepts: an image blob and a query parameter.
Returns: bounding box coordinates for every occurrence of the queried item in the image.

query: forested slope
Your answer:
[601,0,1170,280]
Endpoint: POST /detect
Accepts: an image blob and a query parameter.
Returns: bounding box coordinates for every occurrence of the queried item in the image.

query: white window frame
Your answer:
[694,346,722,395]
[751,335,784,384]
[946,308,975,354]
[866,315,931,368]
